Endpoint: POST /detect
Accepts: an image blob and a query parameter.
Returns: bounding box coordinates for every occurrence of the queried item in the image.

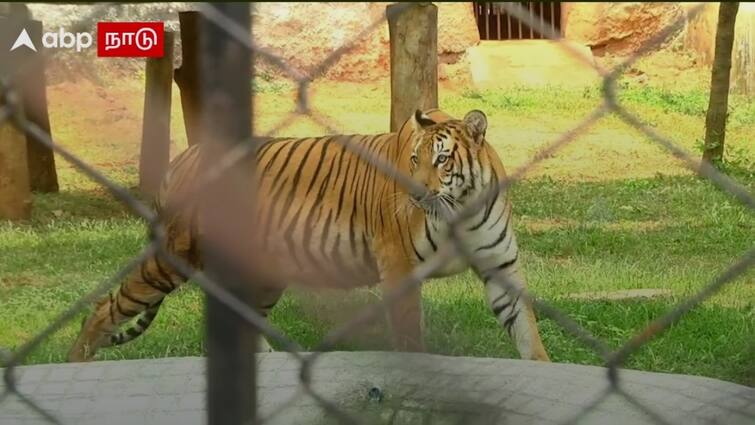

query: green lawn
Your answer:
[0,76,753,386]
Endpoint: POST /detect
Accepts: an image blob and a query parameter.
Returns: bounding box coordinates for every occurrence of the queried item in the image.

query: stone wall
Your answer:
[562,2,686,57]
[251,2,479,82]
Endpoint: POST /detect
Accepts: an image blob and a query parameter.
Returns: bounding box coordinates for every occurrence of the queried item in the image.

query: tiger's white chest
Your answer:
[413,197,513,279]
[413,217,471,278]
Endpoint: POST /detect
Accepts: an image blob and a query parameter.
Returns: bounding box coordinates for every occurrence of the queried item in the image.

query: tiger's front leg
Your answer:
[479,262,549,362]
[376,250,425,352]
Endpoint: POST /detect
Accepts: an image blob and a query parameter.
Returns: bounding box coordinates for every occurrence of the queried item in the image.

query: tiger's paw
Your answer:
[258,336,275,353]
[67,344,96,363]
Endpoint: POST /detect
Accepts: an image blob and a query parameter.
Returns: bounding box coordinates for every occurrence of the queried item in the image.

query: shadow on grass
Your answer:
[30,187,147,224]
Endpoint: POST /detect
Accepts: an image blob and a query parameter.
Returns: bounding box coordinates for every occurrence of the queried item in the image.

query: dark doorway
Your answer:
[473,2,562,40]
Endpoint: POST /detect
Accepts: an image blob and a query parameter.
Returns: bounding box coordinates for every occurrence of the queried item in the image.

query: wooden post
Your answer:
[174,12,202,147]
[0,16,32,219]
[139,31,175,197]
[197,4,258,424]
[388,3,438,132]
[20,20,59,193]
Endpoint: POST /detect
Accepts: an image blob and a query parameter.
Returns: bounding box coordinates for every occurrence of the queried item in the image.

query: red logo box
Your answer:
[97,22,164,57]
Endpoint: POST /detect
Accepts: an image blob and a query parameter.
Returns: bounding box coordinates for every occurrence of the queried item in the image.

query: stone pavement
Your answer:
[1,352,753,425]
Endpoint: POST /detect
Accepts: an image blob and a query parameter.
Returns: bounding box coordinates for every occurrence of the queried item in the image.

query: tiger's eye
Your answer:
[437,154,448,164]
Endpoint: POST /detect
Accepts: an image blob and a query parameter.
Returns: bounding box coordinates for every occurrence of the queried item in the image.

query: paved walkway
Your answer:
[1,352,753,424]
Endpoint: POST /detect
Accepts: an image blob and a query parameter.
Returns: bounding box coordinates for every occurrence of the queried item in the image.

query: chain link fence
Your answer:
[1,2,753,424]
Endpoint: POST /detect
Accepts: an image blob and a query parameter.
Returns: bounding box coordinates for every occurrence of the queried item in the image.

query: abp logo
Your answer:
[8,27,93,53]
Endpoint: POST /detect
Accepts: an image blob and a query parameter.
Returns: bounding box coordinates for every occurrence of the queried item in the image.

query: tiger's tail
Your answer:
[67,244,191,362]
[102,146,198,348]
[104,299,164,347]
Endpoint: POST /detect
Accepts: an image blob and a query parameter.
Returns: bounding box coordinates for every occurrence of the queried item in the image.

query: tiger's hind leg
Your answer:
[250,286,285,353]
[67,253,186,362]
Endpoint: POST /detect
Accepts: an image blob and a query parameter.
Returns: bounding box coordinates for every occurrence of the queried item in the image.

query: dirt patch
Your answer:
[0,273,49,289]
[565,288,673,301]
[47,77,144,167]
[522,218,669,233]
[482,119,698,182]
[595,48,708,91]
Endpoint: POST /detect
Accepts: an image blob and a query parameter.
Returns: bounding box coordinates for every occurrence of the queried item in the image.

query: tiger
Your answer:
[67,108,550,363]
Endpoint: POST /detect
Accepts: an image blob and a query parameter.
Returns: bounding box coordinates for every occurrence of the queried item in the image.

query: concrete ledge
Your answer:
[1,352,753,424]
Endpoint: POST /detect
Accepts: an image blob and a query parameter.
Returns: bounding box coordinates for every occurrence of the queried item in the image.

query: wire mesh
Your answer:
[0,2,753,425]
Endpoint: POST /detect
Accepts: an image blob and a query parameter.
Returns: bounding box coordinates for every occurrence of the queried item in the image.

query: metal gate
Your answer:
[473,2,562,40]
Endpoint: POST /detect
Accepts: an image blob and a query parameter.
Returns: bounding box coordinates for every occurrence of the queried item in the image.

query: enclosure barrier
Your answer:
[0,2,754,425]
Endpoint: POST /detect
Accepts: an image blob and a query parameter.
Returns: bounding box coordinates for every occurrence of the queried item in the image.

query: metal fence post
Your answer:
[197,3,257,424]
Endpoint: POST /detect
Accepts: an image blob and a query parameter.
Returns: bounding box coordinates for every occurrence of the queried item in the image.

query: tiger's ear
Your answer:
[411,109,436,132]
[463,110,487,144]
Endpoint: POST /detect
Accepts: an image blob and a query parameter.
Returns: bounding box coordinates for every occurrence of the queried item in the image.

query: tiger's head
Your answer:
[406,109,490,218]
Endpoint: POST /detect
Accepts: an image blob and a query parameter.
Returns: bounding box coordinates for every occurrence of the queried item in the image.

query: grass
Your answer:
[451,82,755,124]
[0,73,753,386]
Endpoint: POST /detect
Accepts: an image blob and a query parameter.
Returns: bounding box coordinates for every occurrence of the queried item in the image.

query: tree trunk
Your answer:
[21,19,59,193]
[703,2,739,164]
[388,3,438,132]
[139,31,174,198]
[0,110,33,220]
[174,12,203,147]
[1,5,58,192]
[0,15,32,219]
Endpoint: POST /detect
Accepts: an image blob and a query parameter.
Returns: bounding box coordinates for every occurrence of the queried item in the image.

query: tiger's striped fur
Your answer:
[67,109,549,362]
